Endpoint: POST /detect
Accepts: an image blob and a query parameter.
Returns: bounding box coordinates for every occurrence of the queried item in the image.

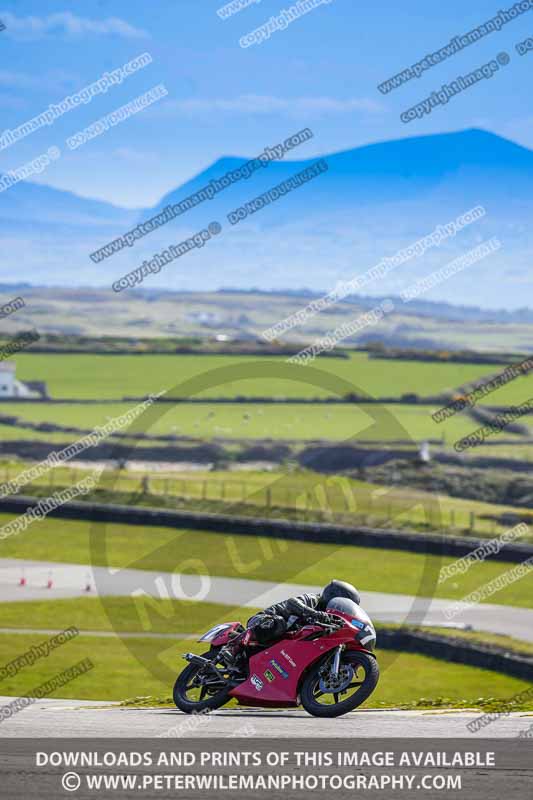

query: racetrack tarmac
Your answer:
[0,697,530,738]
[1,558,532,642]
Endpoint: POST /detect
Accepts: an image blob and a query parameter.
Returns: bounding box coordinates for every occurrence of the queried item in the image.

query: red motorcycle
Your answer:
[173,597,379,718]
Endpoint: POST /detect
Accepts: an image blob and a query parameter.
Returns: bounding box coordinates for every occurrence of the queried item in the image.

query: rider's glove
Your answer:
[309,610,333,624]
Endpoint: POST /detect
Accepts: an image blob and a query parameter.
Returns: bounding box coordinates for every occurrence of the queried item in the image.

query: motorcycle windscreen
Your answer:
[325,597,360,617]
[198,623,233,642]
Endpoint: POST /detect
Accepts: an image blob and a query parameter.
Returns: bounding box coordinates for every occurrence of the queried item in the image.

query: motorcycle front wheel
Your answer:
[173,650,233,714]
[300,651,379,718]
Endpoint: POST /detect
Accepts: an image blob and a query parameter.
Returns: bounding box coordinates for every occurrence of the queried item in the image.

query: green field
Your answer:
[0,597,257,635]
[1,400,518,444]
[481,443,533,460]
[0,629,530,708]
[2,338,532,715]
[12,351,533,403]
[2,599,532,659]
[0,424,80,445]
[1,516,532,608]
[10,464,532,539]
[423,627,533,656]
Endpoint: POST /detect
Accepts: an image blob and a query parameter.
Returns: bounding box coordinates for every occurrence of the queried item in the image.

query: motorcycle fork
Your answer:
[331,644,345,677]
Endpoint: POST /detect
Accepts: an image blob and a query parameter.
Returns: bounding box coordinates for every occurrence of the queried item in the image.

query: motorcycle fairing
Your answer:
[230,624,352,707]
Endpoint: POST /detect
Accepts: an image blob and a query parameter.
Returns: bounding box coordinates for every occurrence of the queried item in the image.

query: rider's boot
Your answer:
[219,634,247,675]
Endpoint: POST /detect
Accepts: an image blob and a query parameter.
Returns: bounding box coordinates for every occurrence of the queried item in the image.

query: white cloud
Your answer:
[0,11,148,40]
[162,94,384,116]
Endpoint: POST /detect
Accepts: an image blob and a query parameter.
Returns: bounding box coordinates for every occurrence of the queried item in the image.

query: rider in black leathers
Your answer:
[221,580,361,668]
[247,592,332,643]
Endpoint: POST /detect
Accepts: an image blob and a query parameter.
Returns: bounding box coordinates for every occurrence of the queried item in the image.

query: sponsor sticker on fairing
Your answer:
[280,649,296,668]
[264,669,275,682]
[251,673,264,691]
[270,659,289,679]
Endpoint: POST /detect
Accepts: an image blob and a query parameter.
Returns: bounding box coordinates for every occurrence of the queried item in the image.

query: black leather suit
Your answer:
[246,592,330,644]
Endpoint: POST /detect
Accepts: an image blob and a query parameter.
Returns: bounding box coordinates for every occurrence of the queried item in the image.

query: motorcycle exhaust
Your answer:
[182,652,210,666]
[182,652,244,687]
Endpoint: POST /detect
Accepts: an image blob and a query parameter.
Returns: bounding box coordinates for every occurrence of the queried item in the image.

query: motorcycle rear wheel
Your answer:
[173,650,232,714]
[300,651,379,718]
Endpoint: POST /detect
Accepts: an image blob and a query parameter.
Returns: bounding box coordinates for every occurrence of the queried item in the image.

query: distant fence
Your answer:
[6,464,530,537]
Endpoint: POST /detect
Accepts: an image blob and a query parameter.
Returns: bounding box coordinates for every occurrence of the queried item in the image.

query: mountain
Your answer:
[0,176,137,286]
[1,128,532,309]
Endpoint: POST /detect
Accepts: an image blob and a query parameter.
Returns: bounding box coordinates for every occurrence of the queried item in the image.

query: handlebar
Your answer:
[311,619,344,630]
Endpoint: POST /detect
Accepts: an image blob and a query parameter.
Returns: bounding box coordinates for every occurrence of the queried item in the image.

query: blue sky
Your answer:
[1,0,532,207]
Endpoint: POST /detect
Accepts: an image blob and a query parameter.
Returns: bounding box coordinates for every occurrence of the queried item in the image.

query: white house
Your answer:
[0,362,43,398]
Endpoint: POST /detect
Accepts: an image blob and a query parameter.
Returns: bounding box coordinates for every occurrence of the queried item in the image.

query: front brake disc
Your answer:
[319,664,354,693]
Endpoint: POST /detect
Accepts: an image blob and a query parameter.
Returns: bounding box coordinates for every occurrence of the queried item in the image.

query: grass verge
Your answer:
[1,517,532,608]
[1,598,532,658]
